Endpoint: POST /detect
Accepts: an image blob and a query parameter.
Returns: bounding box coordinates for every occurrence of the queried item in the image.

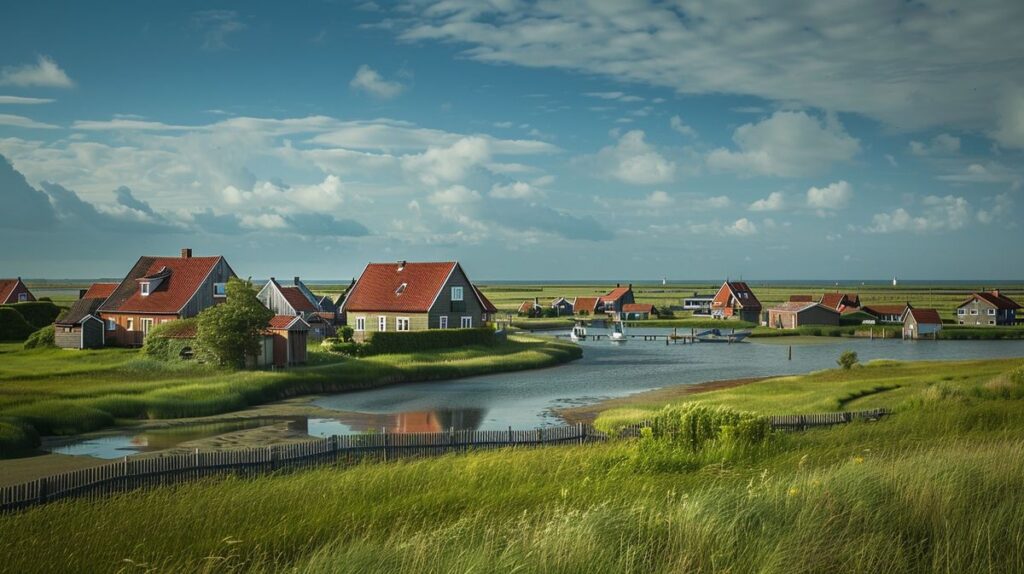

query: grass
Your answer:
[2,358,1024,572]
[0,336,581,454]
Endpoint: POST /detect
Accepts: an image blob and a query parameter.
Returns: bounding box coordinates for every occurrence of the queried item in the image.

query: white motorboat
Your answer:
[610,321,627,344]
[570,322,587,342]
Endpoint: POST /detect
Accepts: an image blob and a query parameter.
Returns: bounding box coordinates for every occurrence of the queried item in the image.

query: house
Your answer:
[267,315,310,366]
[600,284,635,314]
[955,290,1020,326]
[0,278,35,304]
[819,292,861,313]
[53,282,118,349]
[621,303,658,320]
[904,308,943,339]
[257,276,334,339]
[518,298,542,316]
[711,281,762,322]
[681,293,714,315]
[861,305,909,324]
[572,296,601,316]
[98,248,236,346]
[340,261,494,343]
[551,297,574,315]
[767,302,841,329]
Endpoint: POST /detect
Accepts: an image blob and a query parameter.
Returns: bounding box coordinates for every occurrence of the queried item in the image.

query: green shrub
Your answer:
[328,340,368,357]
[23,324,55,349]
[5,401,115,436]
[143,319,199,361]
[646,403,773,451]
[366,328,496,355]
[0,418,41,457]
[837,350,859,370]
[2,301,62,330]
[339,325,354,342]
[0,307,34,341]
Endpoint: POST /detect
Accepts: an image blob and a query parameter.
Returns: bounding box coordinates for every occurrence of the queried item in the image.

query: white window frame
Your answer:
[987,308,996,316]
[213,282,227,298]
[439,316,448,329]
[396,317,410,332]
[460,316,472,328]
[957,308,966,316]
[18,292,28,302]
[378,316,387,332]
[106,318,116,331]
[140,318,154,334]
[355,317,366,332]
[126,318,134,332]
[451,286,464,302]
[140,282,150,296]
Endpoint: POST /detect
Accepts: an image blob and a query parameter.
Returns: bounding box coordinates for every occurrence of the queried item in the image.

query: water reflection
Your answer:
[47,419,273,459]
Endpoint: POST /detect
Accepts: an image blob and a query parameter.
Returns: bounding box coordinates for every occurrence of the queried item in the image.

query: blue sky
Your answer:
[1,1,1022,281]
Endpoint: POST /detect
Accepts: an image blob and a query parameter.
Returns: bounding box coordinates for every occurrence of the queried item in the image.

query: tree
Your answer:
[339,325,354,342]
[195,278,274,367]
[837,350,859,370]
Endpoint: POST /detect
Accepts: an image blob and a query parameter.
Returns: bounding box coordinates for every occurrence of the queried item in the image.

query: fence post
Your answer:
[578,422,584,445]
[382,427,388,463]
[123,455,130,491]
[508,425,513,446]
[37,477,47,504]
[269,447,277,471]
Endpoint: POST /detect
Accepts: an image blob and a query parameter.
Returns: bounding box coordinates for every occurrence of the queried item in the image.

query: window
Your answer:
[396,317,410,331]
[460,316,472,328]
[18,293,28,302]
[451,286,464,301]
[970,309,978,315]
[355,317,366,331]
[126,318,134,331]
[213,283,227,298]
[106,319,116,331]
[395,283,407,295]
[141,318,153,334]
[987,308,996,316]
[140,282,150,296]
[957,308,966,316]
[378,316,386,332]
[990,320,996,325]
[439,316,448,329]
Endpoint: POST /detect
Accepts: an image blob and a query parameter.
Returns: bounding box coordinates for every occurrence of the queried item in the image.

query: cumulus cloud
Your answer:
[749,191,785,212]
[401,137,490,185]
[669,115,697,138]
[221,175,348,212]
[992,92,1024,149]
[584,91,643,102]
[862,195,971,234]
[428,184,481,204]
[909,133,960,156]
[976,193,1014,225]
[350,65,406,99]
[725,217,758,236]
[489,181,545,199]
[707,111,860,177]
[641,190,674,208]
[938,162,1021,190]
[0,56,74,88]
[807,181,852,213]
[594,130,676,185]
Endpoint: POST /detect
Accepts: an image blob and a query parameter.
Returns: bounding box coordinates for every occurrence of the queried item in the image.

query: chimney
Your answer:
[79,289,88,299]
[294,276,300,286]
[993,289,1001,297]
[628,283,632,289]
[616,283,620,288]
[181,248,192,258]
[398,260,406,271]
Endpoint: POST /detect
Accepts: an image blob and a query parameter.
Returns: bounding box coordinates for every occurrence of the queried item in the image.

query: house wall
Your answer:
[54,325,82,349]
[179,258,236,318]
[904,316,942,339]
[350,312,430,342]
[102,313,178,347]
[257,281,297,316]
[768,307,839,328]
[956,299,1013,326]
[428,266,486,329]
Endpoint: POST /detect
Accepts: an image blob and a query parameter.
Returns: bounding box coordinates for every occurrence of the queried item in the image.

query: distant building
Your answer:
[572,296,601,316]
[257,276,333,338]
[788,294,814,303]
[621,303,658,320]
[518,298,542,316]
[600,284,635,314]
[0,278,35,304]
[711,281,762,323]
[861,305,909,324]
[904,308,943,339]
[550,297,574,315]
[819,292,861,313]
[955,290,1021,326]
[767,302,840,329]
[681,292,714,315]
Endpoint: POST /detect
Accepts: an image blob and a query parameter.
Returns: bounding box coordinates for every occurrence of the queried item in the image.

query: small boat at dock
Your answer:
[570,322,587,342]
[610,321,627,344]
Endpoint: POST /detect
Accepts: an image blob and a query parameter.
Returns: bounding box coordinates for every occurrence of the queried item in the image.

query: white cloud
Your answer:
[220,175,347,212]
[584,91,643,102]
[669,115,697,138]
[885,154,898,167]
[707,111,860,177]
[0,114,58,129]
[698,195,733,209]
[725,218,758,236]
[807,181,852,212]
[749,191,785,212]
[400,136,490,185]
[862,195,971,234]
[192,10,246,51]
[0,96,54,105]
[489,181,544,199]
[0,56,74,88]
[428,184,481,204]
[594,130,676,185]
[350,65,406,99]
[992,92,1024,149]
[641,190,674,207]
[977,193,1014,225]
[938,162,1021,190]
[909,133,960,156]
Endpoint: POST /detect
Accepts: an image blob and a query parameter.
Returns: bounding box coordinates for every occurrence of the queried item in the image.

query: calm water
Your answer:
[46,332,1024,457]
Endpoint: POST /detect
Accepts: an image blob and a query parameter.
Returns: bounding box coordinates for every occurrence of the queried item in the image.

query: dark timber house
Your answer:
[257,276,333,339]
[0,278,35,304]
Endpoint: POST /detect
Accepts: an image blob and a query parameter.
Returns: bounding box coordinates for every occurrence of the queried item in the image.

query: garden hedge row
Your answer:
[143,318,199,361]
[0,307,35,341]
[2,301,62,330]
[367,328,496,354]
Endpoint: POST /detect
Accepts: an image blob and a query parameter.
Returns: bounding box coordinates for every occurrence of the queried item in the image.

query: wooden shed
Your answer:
[54,297,106,349]
[268,315,309,367]
[767,302,841,329]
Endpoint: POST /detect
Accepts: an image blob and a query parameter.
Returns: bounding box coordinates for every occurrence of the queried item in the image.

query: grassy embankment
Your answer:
[0,336,580,457]
[2,357,1024,572]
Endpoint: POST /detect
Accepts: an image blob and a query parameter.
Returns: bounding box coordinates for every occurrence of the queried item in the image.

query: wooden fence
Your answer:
[0,409,890,513]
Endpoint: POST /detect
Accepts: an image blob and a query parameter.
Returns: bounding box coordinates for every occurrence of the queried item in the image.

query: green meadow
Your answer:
[2,357,1024,573]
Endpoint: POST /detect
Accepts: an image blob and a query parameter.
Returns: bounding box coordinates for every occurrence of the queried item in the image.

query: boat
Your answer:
[694,328,750,343]
[569,321,587,342]
[610,321,627,344]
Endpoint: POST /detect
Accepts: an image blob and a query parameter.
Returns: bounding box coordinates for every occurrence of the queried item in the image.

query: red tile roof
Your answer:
[101,255,226,314]
[622,303,656,313]
[908,308,942,324]
[819,293,861,311]
[472,285,497,313]
[0,279,20,303]
[712,281,762,310]
[862,305,908,316]
[268,315,308,329]
[83,282,118,300]
[280,286,318,313]
[600,286,632,304]
[788,295,814,302]
[343,262,459,312]
[518,299,539,313]
[960,291,1021,310]
[573,297,599,314]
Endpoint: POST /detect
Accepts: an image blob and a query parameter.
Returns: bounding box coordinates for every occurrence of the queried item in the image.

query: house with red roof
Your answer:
[572,296,601,316]
[955,290,1020,326]
[54,282,119,349]
[0,278,35,304]
[819,292,861,312]
[711,281,762,323]
[621,303,658,320]
[600,284,635,314]
[257,276,333,339]
[98,248,236,346]
[904,308,943,339]
[518,298,543,316]
[340,261,496,342]
[861,304,910,324]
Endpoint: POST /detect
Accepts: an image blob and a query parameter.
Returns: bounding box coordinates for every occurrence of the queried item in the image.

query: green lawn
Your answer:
[2,357,1024,572]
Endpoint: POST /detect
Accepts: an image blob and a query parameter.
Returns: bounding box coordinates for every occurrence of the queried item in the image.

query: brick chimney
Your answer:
[294,276,300,286]
[181,248,192,258]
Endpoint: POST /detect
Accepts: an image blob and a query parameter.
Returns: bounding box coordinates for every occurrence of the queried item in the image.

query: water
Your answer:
[45,419,274,459]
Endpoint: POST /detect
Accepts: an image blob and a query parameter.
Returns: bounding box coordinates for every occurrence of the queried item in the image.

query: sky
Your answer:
[0,1,1022,281]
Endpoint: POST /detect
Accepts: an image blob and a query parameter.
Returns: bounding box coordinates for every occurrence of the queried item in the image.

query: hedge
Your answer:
[0,307,34,341]
[23,325,55,349]
[366,328,496,355]
[143,318,199,361]
[0,418,41,458]
[2,301,62,330]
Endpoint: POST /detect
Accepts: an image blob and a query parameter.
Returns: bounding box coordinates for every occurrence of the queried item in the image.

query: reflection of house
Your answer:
[767,302,840,329]
[53,283,119,349]
[711,281,762,322]
[621,303,657,320]
[955,290,1020,326]
[819,292,861,313]
[572,296,601,316]
[862,305,908,324]
[98,249,236,347]
[600,284,635,314]
[341,261,495,343]
[904,308,942,339]
[682,293,714,315]
[551,297,574,315]
[0,278,35,304]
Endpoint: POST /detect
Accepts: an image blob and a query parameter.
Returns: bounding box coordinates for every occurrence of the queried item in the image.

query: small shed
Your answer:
[621,303,657,320]
[767,302,841,329]
[268,315,310,367]
[904,308,942,340]
[54,297,106,349]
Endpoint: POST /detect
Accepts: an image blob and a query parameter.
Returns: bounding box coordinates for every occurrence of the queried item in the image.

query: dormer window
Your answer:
[140,282,150,296]
[213,282,227,298]
[395,283,407,295]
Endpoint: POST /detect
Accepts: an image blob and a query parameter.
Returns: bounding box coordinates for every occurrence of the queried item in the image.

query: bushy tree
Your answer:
[837,350,859,370]
[195,278,274,367]
[339,325,354,342]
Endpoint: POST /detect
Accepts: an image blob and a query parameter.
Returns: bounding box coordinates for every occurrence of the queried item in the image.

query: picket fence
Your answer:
[0,408,890,513]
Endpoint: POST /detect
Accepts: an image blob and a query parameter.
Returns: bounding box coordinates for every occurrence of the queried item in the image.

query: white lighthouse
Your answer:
[892,276,898,287]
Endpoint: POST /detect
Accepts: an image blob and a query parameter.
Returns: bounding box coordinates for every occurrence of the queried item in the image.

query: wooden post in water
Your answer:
[788,345,792,360]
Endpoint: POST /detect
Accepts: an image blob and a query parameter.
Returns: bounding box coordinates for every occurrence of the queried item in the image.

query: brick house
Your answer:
[340,261,496,343]
[711,281,762,322]
[0,278,35,304]
[955,290,1020,326]
[98,248,236,346]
